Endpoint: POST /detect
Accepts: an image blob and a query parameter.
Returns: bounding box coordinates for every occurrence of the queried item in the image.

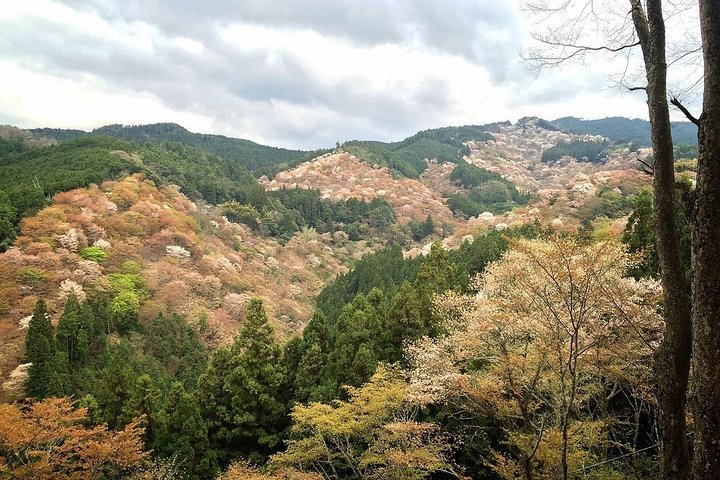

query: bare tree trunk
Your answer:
[630,1,692,478]
[691,1,720,477]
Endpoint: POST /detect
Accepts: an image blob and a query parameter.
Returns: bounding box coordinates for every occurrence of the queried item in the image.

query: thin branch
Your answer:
[635,158,654,176]
[670,96,701,126]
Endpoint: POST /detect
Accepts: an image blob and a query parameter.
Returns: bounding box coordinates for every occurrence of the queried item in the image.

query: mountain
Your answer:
[551,116,698,145]
[31,123,324,176]
[0,116,680,479]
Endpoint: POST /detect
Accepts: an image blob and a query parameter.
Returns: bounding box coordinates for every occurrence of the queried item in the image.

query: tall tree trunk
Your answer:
[691,0,720,477]
[630,1,693,478]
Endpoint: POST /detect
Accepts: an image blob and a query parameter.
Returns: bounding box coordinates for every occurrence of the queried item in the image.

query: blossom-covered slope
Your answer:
[0,175,380,398]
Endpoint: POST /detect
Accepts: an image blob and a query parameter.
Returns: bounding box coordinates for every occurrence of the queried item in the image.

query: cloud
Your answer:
[0,0,655,149]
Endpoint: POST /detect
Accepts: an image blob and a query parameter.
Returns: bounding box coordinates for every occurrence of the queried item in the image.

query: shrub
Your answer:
[79,246,107,263]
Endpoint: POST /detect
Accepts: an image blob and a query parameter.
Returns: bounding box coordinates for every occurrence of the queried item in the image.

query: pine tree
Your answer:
[121,373,162,447]
[199,298,287,464]
[293,343,325,404]
[414,241,457,336]
[157,383,218,480]
[24,300,55,398]
[56,294,90,365]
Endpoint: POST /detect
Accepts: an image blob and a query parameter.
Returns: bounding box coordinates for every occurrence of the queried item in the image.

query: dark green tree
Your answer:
[121,373,163,447]
[24,300,55,398]
[293,342,325,404]
[56,295,91,365]
[199,298,287,465]
[0,190,16,251]
[156,383,218,480]
[414,241,457,336]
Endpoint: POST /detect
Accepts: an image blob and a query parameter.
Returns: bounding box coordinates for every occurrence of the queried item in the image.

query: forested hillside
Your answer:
[551,116,697,146]
[0,116,697,479]
[32,123,324,176]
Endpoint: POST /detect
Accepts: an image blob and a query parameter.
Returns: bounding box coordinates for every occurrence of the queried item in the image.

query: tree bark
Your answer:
[630,1,693,478]
[691,0,720,477]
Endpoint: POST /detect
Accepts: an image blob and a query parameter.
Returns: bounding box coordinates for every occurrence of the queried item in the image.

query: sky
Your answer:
[0,0,701,150]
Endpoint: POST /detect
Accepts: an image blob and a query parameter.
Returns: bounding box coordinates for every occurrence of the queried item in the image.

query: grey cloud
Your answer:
[60,0,526,78]
[2,1,541,148]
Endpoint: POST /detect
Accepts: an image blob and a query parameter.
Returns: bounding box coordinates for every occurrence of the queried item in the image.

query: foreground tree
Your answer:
[0,397,147,479]
[24,300,56,398]
[524,1,695,476]
[272,365,454,480]
[690,1,720,476]
[408,238,663,480]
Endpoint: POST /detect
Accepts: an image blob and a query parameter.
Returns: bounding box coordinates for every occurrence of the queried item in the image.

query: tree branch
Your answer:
[636,158,654,176]
[670,97,700,127]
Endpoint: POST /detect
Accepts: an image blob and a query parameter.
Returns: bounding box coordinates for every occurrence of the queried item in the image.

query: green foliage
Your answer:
[551,116,698,146]
[228,187,400,243]
[79,246,107,263]
[155,383,218,480]
[622,186,692,281]
[409,215,435,241]
[0,190,16,251]
[17,267,48,288]
[0,136,143,220]
[199,298,288,465]
[316,244,422,321]
[34,122,321,176]
[144,313,208,389]
[110,290,140,334]
[56,295,92,365]
[344,125,492,178]
[222,201,261,228]
[107,272,145,295]
[541,139,610,163]
[24,300,55,398]
[447,161,527,218]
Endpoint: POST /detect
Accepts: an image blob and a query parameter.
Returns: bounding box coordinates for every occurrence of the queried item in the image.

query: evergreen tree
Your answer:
[121,373,163,447]
[56,294,91,365]
[156,383,218,480]
[293,343,325,404]
[414,241,457,336]
[199,298,287,464]
[95,347,138,429]
[46,351,71,397]
[383,282,425,363]
[24,300,55,398]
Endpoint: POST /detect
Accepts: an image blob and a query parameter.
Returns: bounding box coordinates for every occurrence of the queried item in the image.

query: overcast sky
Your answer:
[0,0,700,150]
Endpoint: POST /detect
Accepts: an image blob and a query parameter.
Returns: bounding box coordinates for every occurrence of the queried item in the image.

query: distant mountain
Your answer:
[31,123,324,176]
[343,125,493,178]
[551,116,698,146]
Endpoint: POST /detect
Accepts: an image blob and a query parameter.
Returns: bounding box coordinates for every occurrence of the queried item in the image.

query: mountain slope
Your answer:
[551,116,698,146]
[32,123,323,175]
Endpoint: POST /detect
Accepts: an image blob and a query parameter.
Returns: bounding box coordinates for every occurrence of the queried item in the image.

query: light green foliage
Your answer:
[272,365,451,480]
[110,290,140,333]
[79,246,107,263]
[17,267,48,288]
[107,272,145,294]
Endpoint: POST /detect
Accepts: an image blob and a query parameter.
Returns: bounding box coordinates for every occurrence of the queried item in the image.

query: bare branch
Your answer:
[670,97,701,126]
[635,158,654,176]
